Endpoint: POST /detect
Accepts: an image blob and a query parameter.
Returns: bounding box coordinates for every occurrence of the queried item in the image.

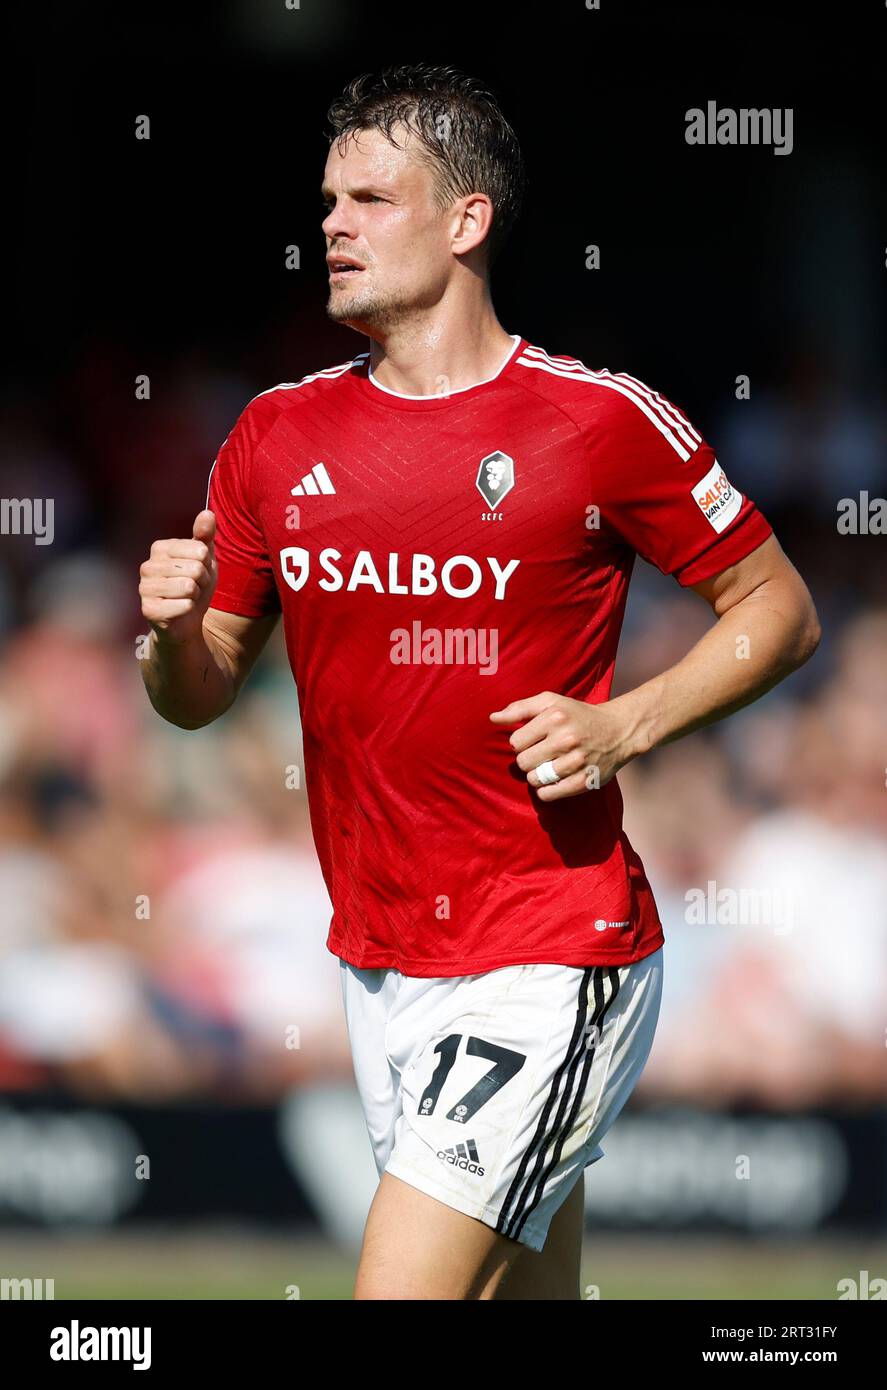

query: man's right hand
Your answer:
[139,509,218,645]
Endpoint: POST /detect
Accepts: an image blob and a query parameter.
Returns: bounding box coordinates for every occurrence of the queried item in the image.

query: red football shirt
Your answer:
[206,334,772,975]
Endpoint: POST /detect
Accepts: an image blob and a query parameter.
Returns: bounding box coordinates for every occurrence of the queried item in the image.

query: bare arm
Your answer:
[614,534,822,756]
[141,607,280,729]
[139,508,279,729]
[489,535,822,798]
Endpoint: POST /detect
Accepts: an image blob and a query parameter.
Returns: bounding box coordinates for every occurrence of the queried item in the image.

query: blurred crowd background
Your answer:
[3,0,885,1264]
[0,409,884,1110]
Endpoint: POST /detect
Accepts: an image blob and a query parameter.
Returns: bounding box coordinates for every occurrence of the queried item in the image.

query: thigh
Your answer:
[492,1168,585,1301]
[355,1171,522,1300]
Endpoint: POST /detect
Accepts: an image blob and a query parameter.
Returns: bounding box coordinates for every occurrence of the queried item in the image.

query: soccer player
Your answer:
[138,65,821,1300]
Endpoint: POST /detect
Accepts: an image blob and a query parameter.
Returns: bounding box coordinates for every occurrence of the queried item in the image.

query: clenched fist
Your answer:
[140,509,218,644]
[489,689,639,801]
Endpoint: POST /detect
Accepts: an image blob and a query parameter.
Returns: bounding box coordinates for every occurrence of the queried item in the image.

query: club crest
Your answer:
[475,450,515,507]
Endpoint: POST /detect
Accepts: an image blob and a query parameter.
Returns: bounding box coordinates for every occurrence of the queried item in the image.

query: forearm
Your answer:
[492,539,820,800]
[140,624,237,730]
[613,579,820,759]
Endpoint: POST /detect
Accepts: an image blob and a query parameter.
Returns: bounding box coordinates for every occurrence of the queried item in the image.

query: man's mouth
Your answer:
[327,257,366,282]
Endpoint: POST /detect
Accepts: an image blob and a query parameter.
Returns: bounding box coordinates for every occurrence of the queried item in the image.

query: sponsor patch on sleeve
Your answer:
[691,460,743,533]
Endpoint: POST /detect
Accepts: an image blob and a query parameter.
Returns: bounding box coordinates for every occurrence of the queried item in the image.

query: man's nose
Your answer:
[322,202,356,242]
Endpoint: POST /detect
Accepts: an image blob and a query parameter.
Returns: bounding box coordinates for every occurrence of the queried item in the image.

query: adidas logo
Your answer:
[291,463,336,496]
[436,1140,485,1176]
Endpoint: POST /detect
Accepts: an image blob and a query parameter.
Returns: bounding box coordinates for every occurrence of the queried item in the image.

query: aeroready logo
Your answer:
[50,1320,151,1371]
[279,547,520,600]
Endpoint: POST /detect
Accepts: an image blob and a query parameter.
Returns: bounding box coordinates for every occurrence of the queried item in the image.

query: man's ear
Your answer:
[452,192,495,258]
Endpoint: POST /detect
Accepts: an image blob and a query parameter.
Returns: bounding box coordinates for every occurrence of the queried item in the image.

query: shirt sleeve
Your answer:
[591,378,773,585]
[205,398,282,618]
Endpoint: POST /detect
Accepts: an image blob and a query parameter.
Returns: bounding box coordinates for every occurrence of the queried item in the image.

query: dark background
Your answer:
[7,0,887,596]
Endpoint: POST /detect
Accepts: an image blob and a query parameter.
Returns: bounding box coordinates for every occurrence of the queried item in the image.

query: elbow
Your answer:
[789,596,822,670]
[146,695,222,732]
[152,706,211,732]
[168,705,233,731]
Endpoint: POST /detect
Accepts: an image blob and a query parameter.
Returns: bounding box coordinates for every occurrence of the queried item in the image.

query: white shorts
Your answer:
[339,946,663,1253]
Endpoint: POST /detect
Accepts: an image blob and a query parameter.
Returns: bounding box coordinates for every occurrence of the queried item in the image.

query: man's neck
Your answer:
[366,309,516,397]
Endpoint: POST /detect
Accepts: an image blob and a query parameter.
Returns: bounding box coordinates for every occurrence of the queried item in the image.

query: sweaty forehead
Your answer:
[323,126,430,191]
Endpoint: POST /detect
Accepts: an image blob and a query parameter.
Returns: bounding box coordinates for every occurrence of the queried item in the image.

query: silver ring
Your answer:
[535,760,561,786]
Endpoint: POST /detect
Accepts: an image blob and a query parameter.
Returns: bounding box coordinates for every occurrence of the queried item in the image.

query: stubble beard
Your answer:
[325,278,413,336]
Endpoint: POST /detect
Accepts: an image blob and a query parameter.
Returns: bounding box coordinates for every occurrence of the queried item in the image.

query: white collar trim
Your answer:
[366,333,521,399]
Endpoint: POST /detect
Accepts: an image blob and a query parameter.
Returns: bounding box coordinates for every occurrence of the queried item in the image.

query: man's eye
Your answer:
[321,194,384,209]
